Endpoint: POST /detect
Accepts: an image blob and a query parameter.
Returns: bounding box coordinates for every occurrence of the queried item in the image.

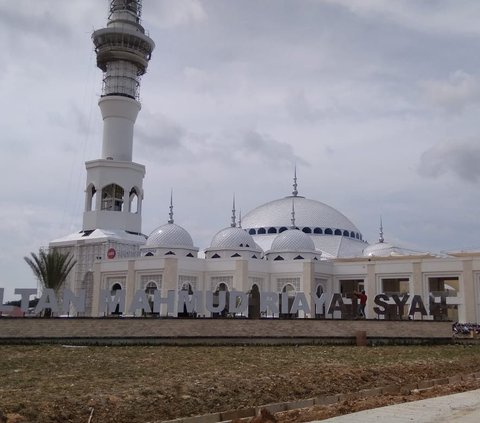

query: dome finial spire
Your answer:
[231,194,237,228]
[168,189,174,224]
[291,197,296,228]
[379,216,384,243]
[292,164,298,197]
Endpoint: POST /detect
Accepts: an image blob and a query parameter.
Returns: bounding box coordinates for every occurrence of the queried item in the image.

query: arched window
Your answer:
[231,253,241,258]
[129,187,140,213]
[355,233,360,239]
[145,282,157,295]
[165,251,176,256]
[350,231,355,238]
[186,253,194,257]
[274,255,284,261]
[343,230,349,237]
[101,184,124,211]
[325,228,333,235]
[251,254,257,259]
[86,184,97,211]
[249,229,256,235]
[268,227,277,234]
[145,252,154,257]
[302,227,312,234]
[110,283,122,295]
[211,253,221,259]
[258,228,266,234]
[334,229,342,236]
[314,227,322,234]
[294,255,304,260]
[279,227,288,233]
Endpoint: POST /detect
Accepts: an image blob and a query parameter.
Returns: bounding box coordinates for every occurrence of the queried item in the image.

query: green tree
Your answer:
[24,249,76,316]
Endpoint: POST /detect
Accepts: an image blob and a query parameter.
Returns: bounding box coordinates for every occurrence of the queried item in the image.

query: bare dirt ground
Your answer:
[0,344,480,423]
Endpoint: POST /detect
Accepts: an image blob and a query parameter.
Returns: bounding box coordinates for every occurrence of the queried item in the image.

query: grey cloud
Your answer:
[136,114,186,152]
[285,91,323,123]
[321,0,480,36]
[136,119,307,168]
[239,130,308,167]
[0,6,72,43]
[419,138,480,182]
[146,0,207,29]
[421,71,480,113]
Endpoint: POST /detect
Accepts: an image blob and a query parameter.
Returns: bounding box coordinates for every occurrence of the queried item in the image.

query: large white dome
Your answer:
[270,229,315,252]
[210,227,258,250]
[242,196,362,239]
[146,223,194,248]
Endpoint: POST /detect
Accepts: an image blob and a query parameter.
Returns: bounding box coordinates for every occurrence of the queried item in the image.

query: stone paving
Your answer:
[314,388,480,423]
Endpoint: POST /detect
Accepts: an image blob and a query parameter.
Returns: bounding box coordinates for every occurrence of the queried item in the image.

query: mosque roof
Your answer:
[146,222,196,249]
[270,229,315,252]
[209,226,260,250]
[242,196,361,235]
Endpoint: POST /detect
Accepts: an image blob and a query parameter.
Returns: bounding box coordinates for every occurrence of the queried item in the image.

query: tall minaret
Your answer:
[49,1,155,315]
[83,0,155,233]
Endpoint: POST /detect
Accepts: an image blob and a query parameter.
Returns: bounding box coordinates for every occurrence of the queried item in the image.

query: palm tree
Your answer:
[24,249,76,316]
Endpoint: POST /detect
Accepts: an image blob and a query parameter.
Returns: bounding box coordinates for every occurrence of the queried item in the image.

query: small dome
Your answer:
[271,229,315,252]
[146,223,194,248]
[210,227,258,250]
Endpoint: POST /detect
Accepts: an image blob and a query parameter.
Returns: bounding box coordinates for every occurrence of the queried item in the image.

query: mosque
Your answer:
[50,0,480,323]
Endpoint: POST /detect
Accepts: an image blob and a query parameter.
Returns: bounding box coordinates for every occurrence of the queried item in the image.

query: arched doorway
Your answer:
[280,284,297,319]
[213,282,229,318]
[145,281,158,316]
[314,284,325,318]
[178,283,194,318]
[110,283,122,315]
[248,284,261,319]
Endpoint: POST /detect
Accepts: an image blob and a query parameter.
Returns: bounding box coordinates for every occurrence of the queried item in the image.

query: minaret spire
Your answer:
[238,210,242,228]
[291,198,296,228]
[292,164,298,197]
[168,189,174,224]
[231,195,237,228]
[379,217,384,243]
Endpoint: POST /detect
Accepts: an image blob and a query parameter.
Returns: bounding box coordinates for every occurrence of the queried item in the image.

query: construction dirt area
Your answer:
[1,344,480,423]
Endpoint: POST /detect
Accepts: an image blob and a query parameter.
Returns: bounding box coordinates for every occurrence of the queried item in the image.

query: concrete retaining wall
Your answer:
[0,317,452,345]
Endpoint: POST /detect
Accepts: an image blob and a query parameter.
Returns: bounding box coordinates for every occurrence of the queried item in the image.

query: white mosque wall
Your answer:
[86,253,480,322]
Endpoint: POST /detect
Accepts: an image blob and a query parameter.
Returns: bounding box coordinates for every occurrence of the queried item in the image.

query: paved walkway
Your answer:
[312,389,480,423]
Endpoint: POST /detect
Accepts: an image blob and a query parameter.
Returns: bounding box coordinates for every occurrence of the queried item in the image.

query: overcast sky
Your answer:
[2,0,480,299]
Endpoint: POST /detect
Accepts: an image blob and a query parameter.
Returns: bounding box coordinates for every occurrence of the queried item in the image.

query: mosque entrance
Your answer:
[110,283,122,315]
[314,284,325,319]
[212,283,229,318]
[178,283,194,318]
[248,284,260,319]
[279,284,297,319]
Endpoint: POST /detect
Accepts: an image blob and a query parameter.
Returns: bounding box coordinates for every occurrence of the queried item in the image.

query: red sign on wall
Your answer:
[107,248,116,259]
